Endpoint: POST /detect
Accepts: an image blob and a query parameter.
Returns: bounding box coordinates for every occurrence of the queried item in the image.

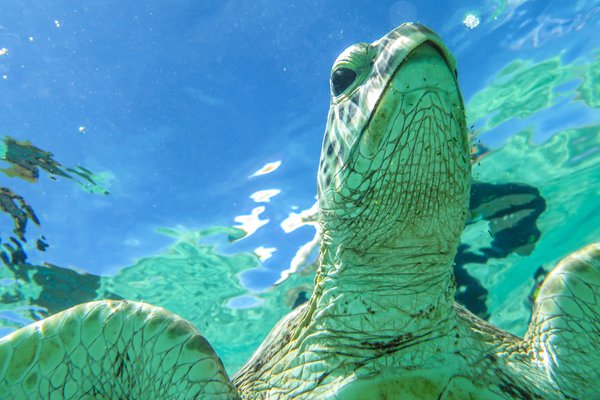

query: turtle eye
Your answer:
[331,67,357,96]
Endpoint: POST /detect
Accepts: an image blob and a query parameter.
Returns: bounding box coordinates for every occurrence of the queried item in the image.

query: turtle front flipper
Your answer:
[525,243,600,398]
[0,300,240,399]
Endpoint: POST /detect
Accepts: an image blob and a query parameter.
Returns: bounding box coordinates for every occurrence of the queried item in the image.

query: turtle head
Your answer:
[318,23,470,254]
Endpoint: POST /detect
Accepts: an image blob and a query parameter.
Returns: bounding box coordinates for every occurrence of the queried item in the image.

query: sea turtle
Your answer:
[1,22,599,400]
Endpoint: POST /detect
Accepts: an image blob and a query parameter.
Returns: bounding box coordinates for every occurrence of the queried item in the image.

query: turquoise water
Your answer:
[0,1,599,377]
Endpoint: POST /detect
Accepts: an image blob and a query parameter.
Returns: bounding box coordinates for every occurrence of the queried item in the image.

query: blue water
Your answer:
[1,0,599,374]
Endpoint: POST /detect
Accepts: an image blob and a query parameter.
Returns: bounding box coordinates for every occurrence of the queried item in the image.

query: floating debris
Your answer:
[249,189,281,203]
[54,20,61,28]
[250,160,281,177]
[463,13,480,29]
[78,126,86,134]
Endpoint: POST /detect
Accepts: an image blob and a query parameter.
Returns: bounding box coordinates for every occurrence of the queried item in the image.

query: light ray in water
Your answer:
[249,189,281,203]
[254,246,276,261]
[234,206,269,237]
[249,160,281,177]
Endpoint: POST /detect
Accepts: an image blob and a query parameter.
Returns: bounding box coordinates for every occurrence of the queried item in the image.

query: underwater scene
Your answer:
[0,0,600,397]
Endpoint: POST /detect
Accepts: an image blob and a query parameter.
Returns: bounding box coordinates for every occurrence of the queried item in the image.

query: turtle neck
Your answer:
[306,225,461,344]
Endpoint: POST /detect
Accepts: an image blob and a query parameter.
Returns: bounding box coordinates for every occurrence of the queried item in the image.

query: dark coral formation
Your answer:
[0,187,40,242]
[0,136,110,323]
[454,182,546,319]
[1,136,109,193]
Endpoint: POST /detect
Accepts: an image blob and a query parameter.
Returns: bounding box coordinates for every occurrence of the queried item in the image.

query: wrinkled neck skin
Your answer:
[299,186,469,378]
[312,219,460,339]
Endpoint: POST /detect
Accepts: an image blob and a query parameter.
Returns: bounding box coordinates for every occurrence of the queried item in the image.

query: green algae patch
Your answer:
[91,226,319,374]
[0,136,110,307]
[0,187,40,241]
[576,53,600,108]
[471,124,600,335]
[467,50,600,130]
[0,136,109,194]
[467,57,572,129]
[99,233,265,373]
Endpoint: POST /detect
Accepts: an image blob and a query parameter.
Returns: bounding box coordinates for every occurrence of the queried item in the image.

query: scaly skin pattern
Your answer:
[0,23,599,399]
[0,301,240,399]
